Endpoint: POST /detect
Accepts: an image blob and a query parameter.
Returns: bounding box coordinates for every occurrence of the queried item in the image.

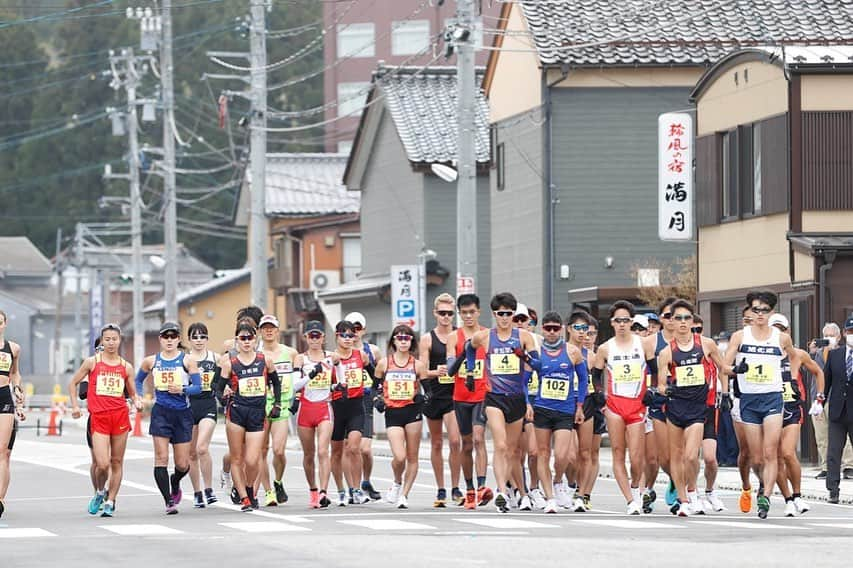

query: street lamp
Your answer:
[417,248,437,333]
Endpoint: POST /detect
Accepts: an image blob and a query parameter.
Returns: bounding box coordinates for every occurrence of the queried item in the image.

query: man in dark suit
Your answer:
[823,315,853,503]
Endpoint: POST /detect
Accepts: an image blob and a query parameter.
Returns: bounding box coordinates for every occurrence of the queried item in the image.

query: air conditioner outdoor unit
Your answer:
[309,269,340,292]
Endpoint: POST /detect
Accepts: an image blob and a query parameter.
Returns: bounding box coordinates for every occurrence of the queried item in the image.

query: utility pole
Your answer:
[52,227,63,385]
[160,0,178,322]
[455,0,477,298]
[249,0,269,310]
[73,224,83,370]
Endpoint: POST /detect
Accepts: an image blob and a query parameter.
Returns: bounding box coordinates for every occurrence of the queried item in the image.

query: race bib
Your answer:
[782,381,797,403]
[307,369,331,390]
[201,371,213,392]
[386,372,415,401]
[745,363,776,384]
[438,374,454,385]
[238,376,265,397]
[362,370,372,387]
[461,359,485,380]
[275,361,293,375]
[613,362,642,383]
[675,364,705,388]
[0,352,11,373]
[343,368,362,388]
[541,378,569,401]
[95,373,125,397]
[490,353,520,375]
[153,370,177,391]
[528,371,539,393]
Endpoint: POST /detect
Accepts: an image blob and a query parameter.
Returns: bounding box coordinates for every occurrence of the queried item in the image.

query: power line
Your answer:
[0,0,117,29]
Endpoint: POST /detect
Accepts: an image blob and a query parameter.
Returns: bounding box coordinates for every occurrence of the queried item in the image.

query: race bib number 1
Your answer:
[745,363,775,384]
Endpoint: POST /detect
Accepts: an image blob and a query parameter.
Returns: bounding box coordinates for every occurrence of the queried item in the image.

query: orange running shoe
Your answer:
[477,486,494,507]
[309,490,320,509]
[739,488,752,513]
[464,489,476,510]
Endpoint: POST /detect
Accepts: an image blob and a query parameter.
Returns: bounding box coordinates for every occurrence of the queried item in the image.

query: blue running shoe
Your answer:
[101,501,115,517]
[665,478,677,507]
[88,492,105,515]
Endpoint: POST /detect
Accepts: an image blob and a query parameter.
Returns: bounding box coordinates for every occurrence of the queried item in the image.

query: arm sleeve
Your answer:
[185,371,202,396]
[267,369,281,402]
[135,368,148,395]
[446,355,465,378]
[464,340,477,373]
[292,369,310,393]
[526,350,541,373]
[212,366,225,398]
[591,367,603,392]
[646,357,658,383]
[575,361,589,404]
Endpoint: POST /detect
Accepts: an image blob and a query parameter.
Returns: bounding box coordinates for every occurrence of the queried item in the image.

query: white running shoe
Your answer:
[784,500,797,517]
[508,489,520,510]
[529,488,547,510]
[519,494,533,511]
[697,496,714,515]
[676,502,691,517]
[543,499,558,514]
[495,492,510,513]
[353,489,370,505]
[706,491,727,512]
[689,498,706,515]
[396,495,409,509]
[555,483,571,509]
[337,492,347,507]
[572,496,586,512]
[794,497,810,514]
[627,500,642,515]
[220,470,231,490]
[385,483,401,504]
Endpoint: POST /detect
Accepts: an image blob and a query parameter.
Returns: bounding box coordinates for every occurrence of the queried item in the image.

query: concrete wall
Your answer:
[802,75,853,111]
[487,3,541,123]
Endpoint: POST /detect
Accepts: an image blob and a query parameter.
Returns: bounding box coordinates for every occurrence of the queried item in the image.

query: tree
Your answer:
[630,255,697,308]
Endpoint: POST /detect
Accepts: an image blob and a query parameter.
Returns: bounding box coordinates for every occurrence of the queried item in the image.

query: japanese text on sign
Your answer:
[658,113,693,241]
[391,265,420,332]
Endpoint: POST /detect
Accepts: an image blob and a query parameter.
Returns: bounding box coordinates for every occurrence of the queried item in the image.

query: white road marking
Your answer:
[99,524,184,536]
[693,520,808,530]
[808,523,853,529]
[573,519,684,529]
[0,528,56,538]
[338,519,437,530]
[219,521,311,533]
[453,518,559,529]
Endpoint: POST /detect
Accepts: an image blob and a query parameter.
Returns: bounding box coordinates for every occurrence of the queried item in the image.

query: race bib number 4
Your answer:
[95,373,125,397]
[490,353,520,375]
[612,362,642,383]
[239,376,265,397]
[675,364,705,388]
[153,370,177,391]
[541,378,569,401]
[745,363,776,384]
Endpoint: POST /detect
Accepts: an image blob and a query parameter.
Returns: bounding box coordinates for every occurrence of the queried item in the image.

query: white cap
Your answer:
[514,303,529,318]
[344,311,366,327]
[632,314,649,329]
[259,315,279,328]
[769,313,789,330]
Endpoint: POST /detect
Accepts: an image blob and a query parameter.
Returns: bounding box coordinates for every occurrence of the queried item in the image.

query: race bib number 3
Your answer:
[612,362,642,383]
[239,377,265,397]
[490,353,520,375]
[541,378,569,401]
[745,363,775,384]
[675,364,705,388]
[153,370,177,391]
[95,373,125,397]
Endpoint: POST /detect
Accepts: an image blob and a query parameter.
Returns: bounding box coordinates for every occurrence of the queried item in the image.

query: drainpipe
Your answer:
[818,249,836,327]
[543,66,569,311]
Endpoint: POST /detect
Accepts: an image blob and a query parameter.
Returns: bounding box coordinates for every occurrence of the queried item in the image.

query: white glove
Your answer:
[808,400,824,417]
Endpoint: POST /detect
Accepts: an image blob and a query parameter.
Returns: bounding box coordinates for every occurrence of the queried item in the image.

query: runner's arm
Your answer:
[184,357,202,396]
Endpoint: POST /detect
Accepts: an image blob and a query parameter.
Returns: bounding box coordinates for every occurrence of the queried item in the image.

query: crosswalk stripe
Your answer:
[573,519,683,529]
[0,528,56,538]
[808,523,853,529]
[693,520,808,530]
[338,519,437,530]
[98,524,184,536]
[219,521,311,533]
[453,518,560,529]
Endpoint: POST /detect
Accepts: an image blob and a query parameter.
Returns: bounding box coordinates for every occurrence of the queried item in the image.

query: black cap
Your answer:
[159,321,180,335]
[304,320,324,334]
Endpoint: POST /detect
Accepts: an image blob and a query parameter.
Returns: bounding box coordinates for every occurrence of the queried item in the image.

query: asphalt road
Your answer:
[4,426,853,567]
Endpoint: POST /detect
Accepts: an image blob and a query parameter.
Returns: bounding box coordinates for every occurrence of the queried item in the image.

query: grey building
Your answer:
[328,65,491,342]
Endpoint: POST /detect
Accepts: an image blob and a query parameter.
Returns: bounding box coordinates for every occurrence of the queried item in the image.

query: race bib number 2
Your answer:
[675,364,705,387]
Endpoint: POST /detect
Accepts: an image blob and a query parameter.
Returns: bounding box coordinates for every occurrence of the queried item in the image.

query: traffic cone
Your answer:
[46,407,59,436]
[132,409,144,437]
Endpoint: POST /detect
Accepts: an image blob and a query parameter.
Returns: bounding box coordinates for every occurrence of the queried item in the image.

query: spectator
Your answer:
[812,322,853,480]
[822,315,853,503]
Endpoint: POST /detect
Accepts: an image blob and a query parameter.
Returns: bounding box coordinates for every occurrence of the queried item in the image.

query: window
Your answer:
[391,20,429,55]
[496,142,506,191]
[337,23,374,58]
[337,140,353,155]
[337,82,369,117]
[753,122,762,214]
[341,235,361,283]
[721,131,738,219]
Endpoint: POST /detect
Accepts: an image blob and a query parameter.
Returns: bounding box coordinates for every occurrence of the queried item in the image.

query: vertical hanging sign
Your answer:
[658,113,693,241]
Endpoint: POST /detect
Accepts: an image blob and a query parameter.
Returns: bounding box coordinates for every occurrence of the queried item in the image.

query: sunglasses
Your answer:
[612,317,632,324]
[542,325,562,333]
[692,327,704,334]
[672,314,693,322]
[435,310,455,317]
[751,306,772,314]
[660,312,673,320]
[395,334,413,341]
[495,310,514,318]
[512,315,529,323]
[338,332,356,339]
[571,323,590,331]
[529,320,537,327]
[160,333,179,340]
[190,335,208,340]
[238,335,255,342]
[306,332,324,339]
[352,324,364,332]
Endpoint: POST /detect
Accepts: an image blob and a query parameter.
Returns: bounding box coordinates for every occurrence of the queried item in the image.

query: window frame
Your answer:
[391,19,430,56]
[336,23,375,59]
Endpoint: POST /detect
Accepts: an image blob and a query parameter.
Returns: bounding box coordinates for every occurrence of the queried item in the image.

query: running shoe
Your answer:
[572,496,586,512]
[309,490,320,509]
[739,488,752,513]
[205,488,218,505]
[518,494,533,511]
[477,485,494,507]
[675,502,690,517]
[757,495,770,519]
[362,481,381,501]
[706,491,726,512]
[194,492,206,508]
[101,501,115,518]
[794,497,810,514]
[0,500,4,519]
[627,500,642,515]
[396,495,409,510]
[464,489,476,510]
[642,489,656,514]
[240,497,252,512]
[508,489,520,510]
[529,488,547,510]
[265,489,277,507]
[319,492,331,508]
[494,492,510,513]
[170,488,183,506]
[784,500,797,517]
[665,478,677,507]
[230,487,241,505]
[543,499,558,514]
[88,492,105,515]
[220,470,231,490]
[451,487,464,506]
[166,500,179,515]
[274,480,288,504]
[353,489,370,504]
[555,483,571,509]
[337,491,348,507]
[433,488,447,508]
[386,483,402,504]
[582,495,591,511]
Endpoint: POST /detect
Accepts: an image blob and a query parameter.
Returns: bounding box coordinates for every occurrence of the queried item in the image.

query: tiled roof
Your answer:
[520,0,853,66]
[264,153,359,217]
[378,66,490,164]
[0,237,52,275]
[144,268,249,313]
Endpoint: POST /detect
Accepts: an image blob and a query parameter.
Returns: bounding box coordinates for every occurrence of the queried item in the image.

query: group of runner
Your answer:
[0,288,822,520]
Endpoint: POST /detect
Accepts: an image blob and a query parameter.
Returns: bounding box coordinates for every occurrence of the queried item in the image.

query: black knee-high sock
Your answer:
[154,467,171,504]
[171,467,189,494]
